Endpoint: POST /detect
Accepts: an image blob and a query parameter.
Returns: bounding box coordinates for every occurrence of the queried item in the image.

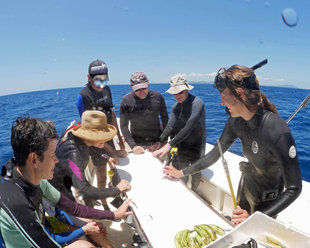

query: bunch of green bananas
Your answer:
[174,224,225,248]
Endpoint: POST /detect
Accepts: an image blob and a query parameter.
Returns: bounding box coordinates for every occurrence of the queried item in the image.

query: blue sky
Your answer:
[0,0,309,96]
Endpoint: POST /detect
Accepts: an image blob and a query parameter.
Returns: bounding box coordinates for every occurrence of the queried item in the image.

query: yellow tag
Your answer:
[170,147,178,157]
[107,170,114,180]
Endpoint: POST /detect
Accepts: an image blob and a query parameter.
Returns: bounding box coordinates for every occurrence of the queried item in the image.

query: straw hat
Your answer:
[72,110,117,142]
[166,74,194,94]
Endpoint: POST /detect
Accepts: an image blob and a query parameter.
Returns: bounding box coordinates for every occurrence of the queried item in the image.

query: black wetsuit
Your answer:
[183,111,302,216]
[0,166,61,248]
[77,83,115,166]
[0,160,115,248]
[49,132,120,204]
[160,93,206,191]
[120,90,169,148]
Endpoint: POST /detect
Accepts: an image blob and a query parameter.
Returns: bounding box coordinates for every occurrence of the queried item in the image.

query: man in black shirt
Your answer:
[120,72,169,154]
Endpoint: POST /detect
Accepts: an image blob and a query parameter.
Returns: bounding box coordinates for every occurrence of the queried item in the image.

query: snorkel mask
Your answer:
[213,68,227,93]
[93,75,108,89]
[213,59,267,93]
[213,68,260,93]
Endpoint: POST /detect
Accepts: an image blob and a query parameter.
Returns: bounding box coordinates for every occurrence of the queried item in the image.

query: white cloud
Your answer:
[257,75,285,82]
[188,72,216,78]
[170,72,216,80]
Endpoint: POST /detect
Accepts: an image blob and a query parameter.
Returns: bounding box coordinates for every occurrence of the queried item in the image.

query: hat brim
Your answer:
[131,82,149,91]
[71,124,117,142]
[166,84,194,94]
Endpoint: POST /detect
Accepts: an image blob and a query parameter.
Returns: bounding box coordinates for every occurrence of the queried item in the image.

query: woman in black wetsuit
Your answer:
[163,64,302,225]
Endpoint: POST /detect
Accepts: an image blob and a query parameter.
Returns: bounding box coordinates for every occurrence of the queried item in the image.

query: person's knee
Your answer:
[67,239,96,248]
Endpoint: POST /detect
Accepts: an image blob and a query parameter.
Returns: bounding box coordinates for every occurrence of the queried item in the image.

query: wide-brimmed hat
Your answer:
[72,110,117,142]
[130,72,149,91]
[88,59,109,81]
[166,74,194,94]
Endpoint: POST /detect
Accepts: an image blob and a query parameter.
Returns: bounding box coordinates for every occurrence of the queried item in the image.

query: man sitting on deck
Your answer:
[0,116,132,248]
[120,72,169,154]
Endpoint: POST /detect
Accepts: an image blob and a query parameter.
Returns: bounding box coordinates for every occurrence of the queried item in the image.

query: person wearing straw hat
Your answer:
[153,74,206,192]
[77,59,126,158]
[49,110,131,208]
[0,116,132,248]
[77,59,128,210]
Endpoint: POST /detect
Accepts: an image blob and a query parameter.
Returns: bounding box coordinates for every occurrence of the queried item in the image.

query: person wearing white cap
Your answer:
[153,74,206,192]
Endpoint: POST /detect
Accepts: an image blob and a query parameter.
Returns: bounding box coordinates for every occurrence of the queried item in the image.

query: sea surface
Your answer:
[1,84,309,181]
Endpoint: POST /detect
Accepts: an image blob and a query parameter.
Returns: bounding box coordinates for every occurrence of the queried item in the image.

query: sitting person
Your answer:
[120,72,169,154]
[49,110,131,208]
[0,116,132,248]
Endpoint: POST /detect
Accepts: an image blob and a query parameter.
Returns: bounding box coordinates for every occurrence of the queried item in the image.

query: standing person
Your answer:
[153,75,206,192]
[162,65,302,225]
[120,72,169,154]
[77,59,127,209]
[49,111,131,209]
[0,116,132,248]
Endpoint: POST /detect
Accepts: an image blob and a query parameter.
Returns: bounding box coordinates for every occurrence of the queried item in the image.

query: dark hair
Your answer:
[224,65,278,114]
[11,116,58,167]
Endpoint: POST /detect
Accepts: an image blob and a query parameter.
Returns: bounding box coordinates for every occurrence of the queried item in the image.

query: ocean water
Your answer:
[1,84,309,181]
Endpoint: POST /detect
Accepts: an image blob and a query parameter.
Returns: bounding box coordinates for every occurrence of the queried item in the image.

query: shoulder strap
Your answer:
[58,121,80,146]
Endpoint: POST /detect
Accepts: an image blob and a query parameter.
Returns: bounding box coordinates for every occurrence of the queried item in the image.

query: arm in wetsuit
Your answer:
[45,225,84,246]
[159,94,169,131]
[119,95,137,149]
[58,138,121,201]
[259,114,302,217]
[0,178,61,248]
[76,94,86,117]
[182,118,237,176]
[55,194,115,220]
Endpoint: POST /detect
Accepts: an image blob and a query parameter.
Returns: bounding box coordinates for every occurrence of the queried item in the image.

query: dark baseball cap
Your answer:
[88,59,109,80]
[130,72,149,91]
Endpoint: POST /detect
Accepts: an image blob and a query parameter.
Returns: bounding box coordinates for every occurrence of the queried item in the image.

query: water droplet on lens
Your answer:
[281,8,298,27]
[264,1,271,8]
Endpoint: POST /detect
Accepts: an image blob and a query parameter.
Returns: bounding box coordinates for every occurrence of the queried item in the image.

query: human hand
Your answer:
[114,149,128,158]
[163,165,184,179]
[108,157,118,169]
[152,143,171,158]
[132,146,144,155]
[82,222,107,236]
[116,179,131,192]
[113,199,133,219]
[231,206,250,226]
[147,142,161,152]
